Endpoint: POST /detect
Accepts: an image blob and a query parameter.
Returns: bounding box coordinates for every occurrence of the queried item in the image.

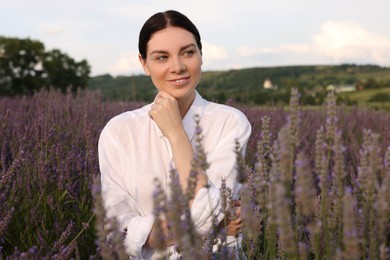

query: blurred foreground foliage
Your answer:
[0,88,389,258]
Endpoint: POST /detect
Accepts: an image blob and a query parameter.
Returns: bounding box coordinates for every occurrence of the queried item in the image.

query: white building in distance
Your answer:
[263,78,277,89]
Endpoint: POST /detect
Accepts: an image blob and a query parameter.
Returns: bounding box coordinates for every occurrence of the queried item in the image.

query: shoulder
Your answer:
[203,99,250,128]
[199,99,251,149]
[100,104,151,137]
[200,99,252,140]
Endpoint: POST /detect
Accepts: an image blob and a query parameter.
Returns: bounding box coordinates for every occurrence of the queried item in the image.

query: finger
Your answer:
[154,95,164,105]
[236,206,241,216]
[154,92,169,102]
[158,90,176,101]
[154,92,161,102]
[233,200,241,207]
[236,223,243,232]
[148,110,154,120]
[234,217,242,224]
[230,224,242,235]
[154,95,171,107]
[157,90,170,97]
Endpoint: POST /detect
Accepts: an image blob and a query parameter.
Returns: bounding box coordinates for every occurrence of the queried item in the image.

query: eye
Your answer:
[156,55,168,61]
[183,49,195,57]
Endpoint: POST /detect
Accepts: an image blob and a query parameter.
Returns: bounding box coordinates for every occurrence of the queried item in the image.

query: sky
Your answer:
[1,0,390,76]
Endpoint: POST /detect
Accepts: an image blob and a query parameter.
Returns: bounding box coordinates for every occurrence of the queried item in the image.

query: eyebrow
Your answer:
[149,43,197,56]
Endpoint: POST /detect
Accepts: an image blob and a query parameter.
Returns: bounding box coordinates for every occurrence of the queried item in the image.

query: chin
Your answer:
[173,89,196,100]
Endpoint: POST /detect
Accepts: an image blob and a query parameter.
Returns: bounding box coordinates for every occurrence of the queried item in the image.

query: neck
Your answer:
[177,91,196,118]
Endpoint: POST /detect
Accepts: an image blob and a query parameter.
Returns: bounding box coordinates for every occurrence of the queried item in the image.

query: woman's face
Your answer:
[139,26,202,101]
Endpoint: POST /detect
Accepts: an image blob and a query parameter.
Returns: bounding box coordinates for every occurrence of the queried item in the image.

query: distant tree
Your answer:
[215,92,227,104]
[364,77,380,89]
[0,37,46,95]
[43,49,90,93]
[0,36,90,96]
[368,92,390,102]
[302,94,317,106]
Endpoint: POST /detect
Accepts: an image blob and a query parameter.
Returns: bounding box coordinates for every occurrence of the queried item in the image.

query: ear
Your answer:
[138,54,150,76]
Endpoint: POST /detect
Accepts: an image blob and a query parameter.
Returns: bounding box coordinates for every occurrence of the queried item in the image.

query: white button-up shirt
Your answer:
[98,91,251,259]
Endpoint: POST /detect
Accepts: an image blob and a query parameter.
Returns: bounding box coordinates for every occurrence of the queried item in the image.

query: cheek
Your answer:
[148,65,165,78]
[148,67,166,89]
[189,57,202,72]
[193,60,203,76]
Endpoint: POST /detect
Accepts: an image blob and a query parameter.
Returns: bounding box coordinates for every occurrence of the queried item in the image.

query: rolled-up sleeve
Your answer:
[190,112,252,235]
[98,124,154,258]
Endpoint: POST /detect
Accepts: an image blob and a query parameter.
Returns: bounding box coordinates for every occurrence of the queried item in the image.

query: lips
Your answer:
[168,76,190,86]
[169,77,190,82]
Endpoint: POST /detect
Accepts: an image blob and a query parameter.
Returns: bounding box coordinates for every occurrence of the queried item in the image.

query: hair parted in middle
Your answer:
[138,10,202,60]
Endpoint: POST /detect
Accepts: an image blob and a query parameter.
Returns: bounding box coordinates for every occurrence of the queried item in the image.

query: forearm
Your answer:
[169,130,207,194]
[145,219,175,249]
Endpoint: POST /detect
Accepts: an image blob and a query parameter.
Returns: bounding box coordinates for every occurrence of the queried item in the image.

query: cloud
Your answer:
[202,41,228,62]
[313,21,390,64]
[108,50,144,76]
[236,44,312,56]
[106,21,390,75]
[235,21,390,67]
[41,24,66,36]
[108,3,153,21]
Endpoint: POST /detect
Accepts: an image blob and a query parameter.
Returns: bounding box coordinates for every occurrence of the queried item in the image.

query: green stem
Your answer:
[68,212,95,246]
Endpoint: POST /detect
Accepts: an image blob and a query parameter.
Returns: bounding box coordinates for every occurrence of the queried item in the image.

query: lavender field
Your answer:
[0,89,389,259]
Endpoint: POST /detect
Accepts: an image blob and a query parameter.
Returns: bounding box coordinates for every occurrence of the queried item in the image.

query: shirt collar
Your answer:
[153,90,204,141]
[182,90,204,141]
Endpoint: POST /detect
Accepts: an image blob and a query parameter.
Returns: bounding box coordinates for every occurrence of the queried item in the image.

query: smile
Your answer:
[169,77,190,83]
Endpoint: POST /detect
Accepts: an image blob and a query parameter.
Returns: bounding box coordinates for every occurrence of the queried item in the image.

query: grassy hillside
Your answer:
[338,87,390,110]
[88,64,390,106]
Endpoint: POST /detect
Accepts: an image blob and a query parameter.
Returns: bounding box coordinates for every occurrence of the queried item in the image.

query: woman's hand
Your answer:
[149,90,207,194]
[148,90,184,141]
[226,206,242,236]
[145,219,174,249]
[219,200,243,236]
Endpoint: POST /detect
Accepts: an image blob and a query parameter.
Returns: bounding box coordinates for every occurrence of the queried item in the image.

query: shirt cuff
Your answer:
[121,215,155,258]
[190,183,223,235]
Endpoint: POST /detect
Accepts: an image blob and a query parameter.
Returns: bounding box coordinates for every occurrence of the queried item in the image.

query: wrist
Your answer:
[167,128,188,144]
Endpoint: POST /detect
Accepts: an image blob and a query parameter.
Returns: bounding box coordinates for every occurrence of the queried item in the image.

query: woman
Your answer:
[98,10,251,259]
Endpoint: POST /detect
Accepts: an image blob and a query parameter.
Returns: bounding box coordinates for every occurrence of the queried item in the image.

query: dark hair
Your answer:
[138,10,202,59]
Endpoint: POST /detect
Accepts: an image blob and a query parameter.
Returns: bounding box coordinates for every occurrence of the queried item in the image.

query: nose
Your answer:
[170,57,185,73]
